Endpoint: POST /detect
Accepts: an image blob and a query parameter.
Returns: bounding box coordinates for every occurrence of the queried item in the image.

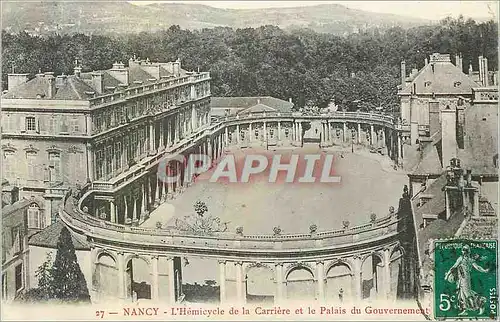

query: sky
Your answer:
[129,1,499,21]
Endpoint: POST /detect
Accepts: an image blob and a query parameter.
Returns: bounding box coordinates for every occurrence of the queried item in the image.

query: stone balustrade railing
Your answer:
[61,189,402,254]
[221,111,397,127]
[89,72,210,108]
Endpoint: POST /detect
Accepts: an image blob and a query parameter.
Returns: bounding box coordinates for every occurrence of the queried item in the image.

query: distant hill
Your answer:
[1,1,433,35]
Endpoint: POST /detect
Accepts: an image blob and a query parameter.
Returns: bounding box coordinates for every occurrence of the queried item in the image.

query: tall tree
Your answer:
[49,227,90,302]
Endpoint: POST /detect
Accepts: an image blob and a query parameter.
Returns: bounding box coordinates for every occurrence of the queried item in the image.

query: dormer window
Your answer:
[454,81,461,87]
[424,81,432,87]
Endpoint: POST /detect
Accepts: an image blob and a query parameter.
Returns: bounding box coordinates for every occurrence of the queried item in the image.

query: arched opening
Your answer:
[126,256,152,300]
[390,247,404,301]
[286,266,315,301]
[245,265,274,304]
[361,254,383,299]
[326,262,352,302]
[95,253,118,298]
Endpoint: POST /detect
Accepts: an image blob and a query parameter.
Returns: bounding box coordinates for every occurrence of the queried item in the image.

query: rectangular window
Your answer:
[26,151,37,179]
[114,142,122,172]
[48,117,57,134]
[15,264,22,291]
[95,150,103,180]
[27,204,44,229]
[71,119,80,133]
[11,226,22,254]
[26,116,36,131]
[105,146,113,176]
[48,152,61,182]
[3,151,15,180]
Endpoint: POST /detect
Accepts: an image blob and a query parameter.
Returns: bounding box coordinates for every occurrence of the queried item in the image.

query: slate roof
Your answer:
[29,220,90,250]
[400,55,480,95]
[411,173,465,260]
[411,140,443,176]
[211,96,294,114]
[3,74,96,100]
[2,198,32,217]
[53,76,96,100]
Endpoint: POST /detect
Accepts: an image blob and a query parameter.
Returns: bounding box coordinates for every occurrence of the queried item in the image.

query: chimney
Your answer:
[74,66,82,77]
[468,63,473,76]
[455,54,460,68]
[424,57,428,65]
[173,59,181,77]
[91,72,104,94]
[55,75,67,89]
[45,73,56,99]
[441,107,457,168]
[483,57,489,86]
[7,73,29,91]
[108,62,129,85]
[478,56,484,86]
[289,97,292,103]
[458,54,463,73]
[401,60,406,87]
[429,102,440,137]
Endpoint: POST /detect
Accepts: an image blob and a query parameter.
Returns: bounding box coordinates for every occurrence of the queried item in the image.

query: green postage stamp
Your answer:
[434,239,498,319]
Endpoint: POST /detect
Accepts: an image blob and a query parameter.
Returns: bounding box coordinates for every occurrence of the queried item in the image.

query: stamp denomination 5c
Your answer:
[434,239,498,319]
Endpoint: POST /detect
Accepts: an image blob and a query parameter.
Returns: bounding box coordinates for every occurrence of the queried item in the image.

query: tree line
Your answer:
[2,16,497,111]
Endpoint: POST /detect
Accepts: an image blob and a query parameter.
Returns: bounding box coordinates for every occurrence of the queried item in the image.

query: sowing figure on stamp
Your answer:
[444,245,489,316]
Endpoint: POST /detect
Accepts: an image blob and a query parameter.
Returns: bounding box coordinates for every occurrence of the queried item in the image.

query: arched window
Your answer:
[27,203,44,229]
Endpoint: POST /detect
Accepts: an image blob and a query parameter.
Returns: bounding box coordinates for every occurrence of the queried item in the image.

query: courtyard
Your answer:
[145,144,407,235]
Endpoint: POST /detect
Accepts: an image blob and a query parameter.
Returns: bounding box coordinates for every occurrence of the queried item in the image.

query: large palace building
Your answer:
[3,53,494,307]
[2,58,211,228]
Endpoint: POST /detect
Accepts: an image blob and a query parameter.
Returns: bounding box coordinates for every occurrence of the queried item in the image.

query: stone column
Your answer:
[174,116,179,143]
[353,255,362,300]
[383,249,391,300]
[263,121,267,141]
[155,178,160,205]
[117,252,126,299]
[86,143,94,182]
[357,123,361,143]
[277,122,281,140]
[235,261,245,304]
[370,124,375,145]
[316,261,325,302]
[141,182,146,218]
[343,122,347,142]
[397,133,401,163]
[151,255,159,301]
[473,189,480,217]
[218,260,227,304]
[298,122,302,144]
[149,121,155,152]
[248,123,253,142]
[167,257,176,304]
[110,200,116,223]
[132,194,138,222]
[275,263,284,304]
[236,124,240,143]
[381,128,386,147]
[225,127,229,146]
[159,121,164,149]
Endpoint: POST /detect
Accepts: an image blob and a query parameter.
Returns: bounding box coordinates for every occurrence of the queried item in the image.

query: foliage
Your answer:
[2,17,497,111]
[194,200,208,217]
[50,227,91,302]
[18,227,90,303]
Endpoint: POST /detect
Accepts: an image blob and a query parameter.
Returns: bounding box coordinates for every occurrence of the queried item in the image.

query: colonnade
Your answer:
[90,243,404,305]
